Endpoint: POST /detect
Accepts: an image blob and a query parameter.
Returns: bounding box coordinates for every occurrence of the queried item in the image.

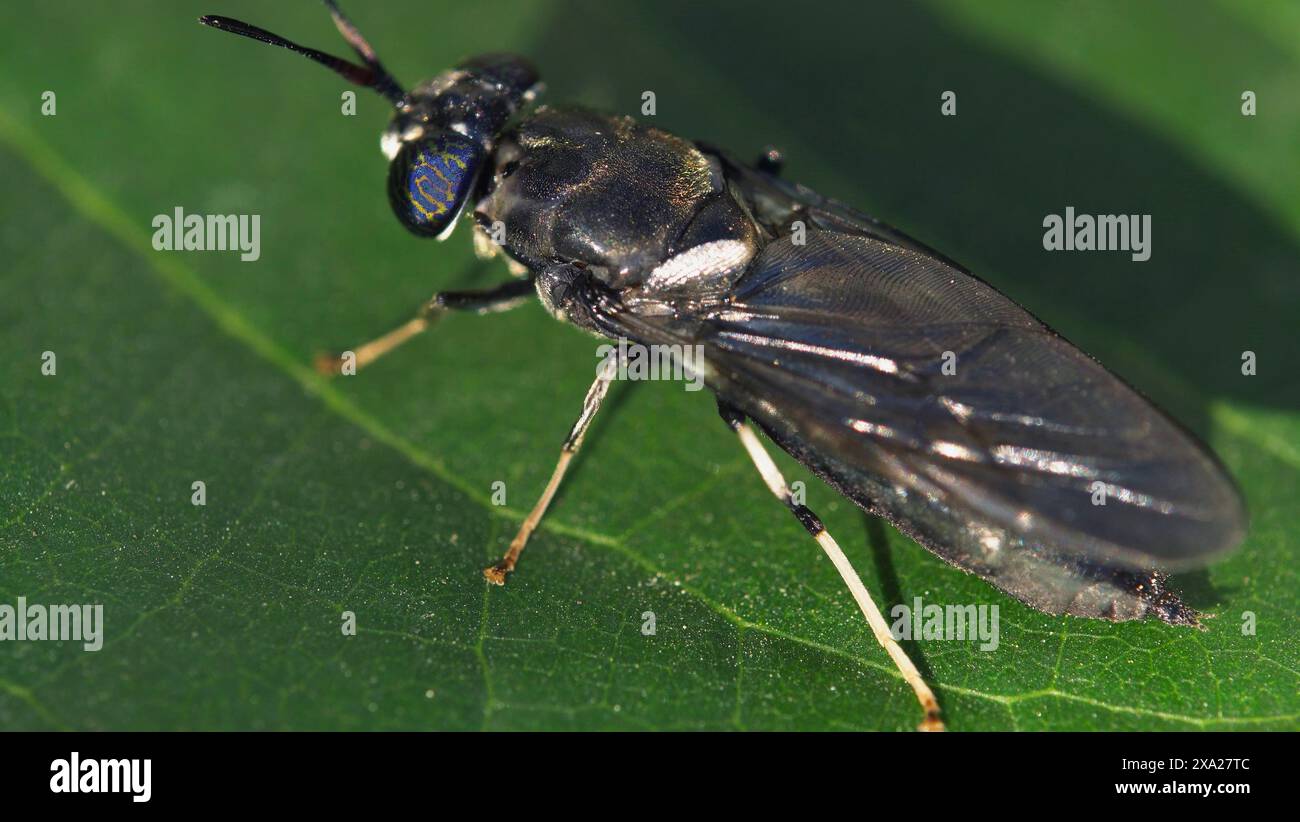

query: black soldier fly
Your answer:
[199,1,1247,731]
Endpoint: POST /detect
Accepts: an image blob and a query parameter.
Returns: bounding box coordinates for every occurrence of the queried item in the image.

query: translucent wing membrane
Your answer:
[702,233,1245,570]
[606,164,1245,622]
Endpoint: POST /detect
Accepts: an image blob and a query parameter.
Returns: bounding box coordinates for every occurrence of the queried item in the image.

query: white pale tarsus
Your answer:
[733,422,945,732]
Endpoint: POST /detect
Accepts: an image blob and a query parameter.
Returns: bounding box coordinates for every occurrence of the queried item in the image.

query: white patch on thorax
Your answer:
[642,239,753,292]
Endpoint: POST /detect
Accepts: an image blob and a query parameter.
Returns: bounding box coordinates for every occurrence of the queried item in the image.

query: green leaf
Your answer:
[0,0,1295,730]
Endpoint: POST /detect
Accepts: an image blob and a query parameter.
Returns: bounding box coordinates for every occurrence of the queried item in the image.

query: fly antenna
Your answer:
[320,0,403,102]
[199,4,404,105]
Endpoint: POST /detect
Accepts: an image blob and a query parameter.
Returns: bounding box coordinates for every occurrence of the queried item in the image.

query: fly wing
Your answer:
[609,225,1245,621]
[703,145,963,264]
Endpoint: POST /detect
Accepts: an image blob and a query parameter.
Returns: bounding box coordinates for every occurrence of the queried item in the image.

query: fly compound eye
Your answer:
[387,131,483,239]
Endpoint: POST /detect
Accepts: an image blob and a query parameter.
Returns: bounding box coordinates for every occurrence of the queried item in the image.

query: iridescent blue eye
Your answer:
[388,131,482,238]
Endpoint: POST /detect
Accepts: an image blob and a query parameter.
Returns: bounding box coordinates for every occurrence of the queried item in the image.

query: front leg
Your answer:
[315,276,535,375]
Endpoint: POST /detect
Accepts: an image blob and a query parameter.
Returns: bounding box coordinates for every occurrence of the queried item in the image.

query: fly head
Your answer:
[200,2,540,241]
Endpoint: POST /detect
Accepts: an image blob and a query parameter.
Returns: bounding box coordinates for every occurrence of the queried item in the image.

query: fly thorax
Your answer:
[476,108,726,277]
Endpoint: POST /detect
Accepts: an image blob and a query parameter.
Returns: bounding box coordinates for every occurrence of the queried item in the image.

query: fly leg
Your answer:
[718,400,944,732]
[484,351,622,584]
[315,276,536,375]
